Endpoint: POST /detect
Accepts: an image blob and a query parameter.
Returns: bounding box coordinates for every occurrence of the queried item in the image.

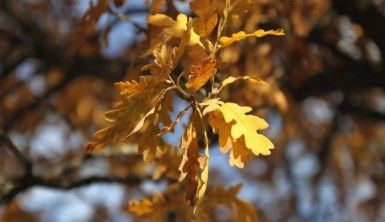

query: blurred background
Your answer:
[0,0,385,221]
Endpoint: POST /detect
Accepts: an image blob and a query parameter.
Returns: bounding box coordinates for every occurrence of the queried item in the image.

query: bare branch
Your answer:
[0,174,149,204]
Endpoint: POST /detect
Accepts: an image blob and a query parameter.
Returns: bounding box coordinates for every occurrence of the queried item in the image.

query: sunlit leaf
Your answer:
[219,75,267,92]
[190,0,218,37]
[148,13,203,47]
[204,100,274,168]
[219,28,285,47]
[185,58,217,92]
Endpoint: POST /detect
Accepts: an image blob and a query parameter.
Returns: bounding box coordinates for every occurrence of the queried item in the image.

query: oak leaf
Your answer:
[86,75,173,161]
[153,145,182,180]
[219,28,285,47]
[185,58,217,92]
[178,121,209,204]
[127,185,192,221]
[203,100,274,167]
[219,31,247,47]
[190,0,218,37]
[128,192,166,217]
[218,75,267,93]
[142,45,177,78]
[147,13,203,47]
[128,184,256,221]
[200,184,258,222]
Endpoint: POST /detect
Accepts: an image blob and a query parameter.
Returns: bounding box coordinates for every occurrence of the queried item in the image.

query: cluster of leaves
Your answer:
[86,0,283,214]
[128,184,257,222]
[3,0,385,221]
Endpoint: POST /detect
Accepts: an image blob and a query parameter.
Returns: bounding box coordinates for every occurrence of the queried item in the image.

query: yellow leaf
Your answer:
[200,98,224,116]
[147,13,203,47]
[253,28,285,37]
[219,31,247,47]
[190,0,218,37]
[219,28,285,47]
[185,58,217,92]
[219,75,267,92]
[204,101,274,168]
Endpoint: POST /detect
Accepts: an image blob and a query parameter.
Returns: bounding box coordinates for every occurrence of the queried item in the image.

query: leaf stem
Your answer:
[168,76,193,101]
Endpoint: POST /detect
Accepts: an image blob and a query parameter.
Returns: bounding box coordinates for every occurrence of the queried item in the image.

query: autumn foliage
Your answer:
[1,0,385,221]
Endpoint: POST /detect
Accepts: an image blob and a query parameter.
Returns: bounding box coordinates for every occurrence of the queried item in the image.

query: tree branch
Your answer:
[0,174,148,204]
[0,129,32,175]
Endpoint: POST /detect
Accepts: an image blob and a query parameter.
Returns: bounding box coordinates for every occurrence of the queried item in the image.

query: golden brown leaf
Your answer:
[128,192,165,217]
[197,184,258,222]
[185,58,217,92]
[127,184,257,222]
[127,185,192,221]
[142,45,177,78]
[158,104,191,137]
[86,75,173,162]
[190,0,218,37]
[178,121,209,204]
[153,145,182,180]
[147,13,203,47]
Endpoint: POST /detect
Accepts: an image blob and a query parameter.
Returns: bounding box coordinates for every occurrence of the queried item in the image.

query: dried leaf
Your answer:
[142,45,177,77]
[127,184,257,222]
[153,145,182,180]
[158,104,191,136]
[190,0,218,37]
[128,192,166,216]
[86,75,173,162]
[148,13,203,47]
[218,75,267,92]
[127,185,192,221]
[199,184,258,222]
[185,58,217,92]
[178,121,209,204]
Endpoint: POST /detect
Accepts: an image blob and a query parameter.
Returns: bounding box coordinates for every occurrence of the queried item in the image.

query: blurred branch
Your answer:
[289,25,385,105]
[0,174,148,204]
[0,129,32,176]
[339,99,385,121]
[315,107,341,182]
[1,74,76,131]
[289,60,385,101]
